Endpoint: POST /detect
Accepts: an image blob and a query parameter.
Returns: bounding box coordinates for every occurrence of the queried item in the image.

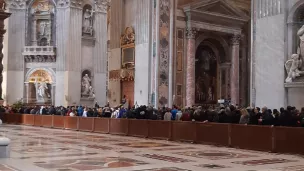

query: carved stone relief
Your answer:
[121,27,135,46]
[5,0,28,9]
[94,0,109,13]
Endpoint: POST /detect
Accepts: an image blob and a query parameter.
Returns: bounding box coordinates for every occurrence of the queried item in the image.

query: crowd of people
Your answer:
[1,104,304,127]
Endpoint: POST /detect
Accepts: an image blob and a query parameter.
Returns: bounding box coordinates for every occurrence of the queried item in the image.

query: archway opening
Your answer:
[195,38,227,105]
[27,69,53,104]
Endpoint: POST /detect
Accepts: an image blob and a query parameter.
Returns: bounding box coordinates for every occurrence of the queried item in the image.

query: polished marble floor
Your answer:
[0,124,303,171]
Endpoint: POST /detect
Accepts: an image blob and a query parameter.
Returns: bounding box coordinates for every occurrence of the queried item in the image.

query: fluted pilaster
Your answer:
[230,34,241,105]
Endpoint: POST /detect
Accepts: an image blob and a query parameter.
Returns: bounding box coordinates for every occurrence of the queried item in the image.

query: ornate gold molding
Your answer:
[109,69,134,81]
[120,27,135,47]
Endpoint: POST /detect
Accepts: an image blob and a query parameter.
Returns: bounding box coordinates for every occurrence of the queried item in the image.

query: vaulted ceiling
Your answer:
[178,0,251,15]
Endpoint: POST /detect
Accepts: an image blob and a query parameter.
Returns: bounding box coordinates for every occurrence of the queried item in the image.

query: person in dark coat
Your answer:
[259,107,274,125]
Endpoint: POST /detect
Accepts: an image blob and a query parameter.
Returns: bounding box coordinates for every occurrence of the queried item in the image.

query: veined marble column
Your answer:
[230,34,241,105]
[185,28,197,107]
[0,6,10,101]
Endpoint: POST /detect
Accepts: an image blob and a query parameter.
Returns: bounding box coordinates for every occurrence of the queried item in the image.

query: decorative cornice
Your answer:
[94,0,110,13]
[186,27,198,39]
[70,0,82,8]
[5,0,27,9]
[230,34,241,45]
[57,0,70,8]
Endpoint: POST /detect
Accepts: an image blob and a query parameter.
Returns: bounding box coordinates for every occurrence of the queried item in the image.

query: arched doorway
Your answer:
[195,38,227,105]
[25,68,55,104]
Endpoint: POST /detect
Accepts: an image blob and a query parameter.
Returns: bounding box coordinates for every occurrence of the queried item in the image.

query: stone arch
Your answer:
[287,1,304,23]
[25,67,56,83]
[195,33,229,63]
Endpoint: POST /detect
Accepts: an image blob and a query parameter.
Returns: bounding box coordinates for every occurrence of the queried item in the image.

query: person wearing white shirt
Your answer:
[82,107,88,117]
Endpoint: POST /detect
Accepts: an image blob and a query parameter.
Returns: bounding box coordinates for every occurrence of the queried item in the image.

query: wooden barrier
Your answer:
[53,116,65,129]
[148,120,171,140]
[171,121,196,142]
[64,117,78,130]
[3,113,304,156]
[230,124,273,151]
[34,115,43,127]
[79,117,94,132]
[94,118,109,133]
[196,123,230,146]
[128,119,148,137]
[42,115,53,128]
[109,119,128,135]
[274,127,304,154]
[22,114,34,125]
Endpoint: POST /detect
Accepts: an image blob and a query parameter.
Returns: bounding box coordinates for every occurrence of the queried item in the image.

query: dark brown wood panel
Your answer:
[230,124,273,151]
[274,127,304,154]
[22,115,34,125]
[196,123,229,146]
[42,115,53,128]
[148,120,171,139]
[94,118,110,133]
[64,117,78,130]
[109,119,128,135]
[34,115,43,127]
[128,119,148,137]
[171,121,196,142]
[79,117,94,132]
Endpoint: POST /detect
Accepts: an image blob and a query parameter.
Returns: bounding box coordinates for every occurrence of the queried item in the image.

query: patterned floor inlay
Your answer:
[34,157,148,170]
[196,164,230,169]
[116,142,173,148]
[276,165,304,171]
[1,124,304,171]
[154,147,197,151]
[135,168,191,171]
[139,154,192,163]
[15,152,99,159]
[0,164,20,171]
[81,144,114,150]
[12,146,80,154]
[175,150,256,160]
[232,158,297,166]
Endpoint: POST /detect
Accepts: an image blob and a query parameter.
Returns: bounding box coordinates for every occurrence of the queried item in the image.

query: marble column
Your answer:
[0,7,10,100]
[25,82,29,103]
[185,28,197,107]
[32,18,37,46]
[230,34,241,105]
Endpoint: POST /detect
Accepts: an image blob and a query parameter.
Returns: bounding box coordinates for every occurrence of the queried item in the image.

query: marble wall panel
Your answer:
[255,14,285,109]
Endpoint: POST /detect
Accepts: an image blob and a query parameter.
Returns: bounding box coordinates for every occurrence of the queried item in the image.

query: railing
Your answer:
[1,113,304,155]
[22,46,56,62]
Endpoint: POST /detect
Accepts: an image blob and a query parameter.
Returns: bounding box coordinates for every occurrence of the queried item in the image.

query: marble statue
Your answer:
[285,54,304,83]
[35,81,50,102]
[82,74,92,96]
[83,9,94,35]
[89,86,95,98]
[39,21,46,36]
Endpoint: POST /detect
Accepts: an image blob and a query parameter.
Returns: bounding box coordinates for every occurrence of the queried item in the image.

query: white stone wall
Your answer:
[254,14,285,109]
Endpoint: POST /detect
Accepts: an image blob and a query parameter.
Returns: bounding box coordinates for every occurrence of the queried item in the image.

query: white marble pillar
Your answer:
[51,84,55,105]
[185,28,197,107]
[32,18,37,46]
[25,82,29,103]
[241,36,248,106]
[230,34,241,105]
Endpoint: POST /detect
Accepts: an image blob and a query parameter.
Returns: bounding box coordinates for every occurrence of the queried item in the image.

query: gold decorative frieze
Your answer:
[121,27,135,47]
[109,69,134,81]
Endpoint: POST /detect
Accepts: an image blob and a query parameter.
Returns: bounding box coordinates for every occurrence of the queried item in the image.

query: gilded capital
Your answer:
[5,0,27,9]
[231,34,241,45]
[186,28,197,39]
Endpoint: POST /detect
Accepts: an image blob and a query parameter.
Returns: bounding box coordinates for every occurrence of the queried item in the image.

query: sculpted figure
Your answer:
[83,9,94,35]
[285,54,303,83]
[122,27,135,45]
[297,25,304,69]
[82,74,91,95]
[39,21,46,36]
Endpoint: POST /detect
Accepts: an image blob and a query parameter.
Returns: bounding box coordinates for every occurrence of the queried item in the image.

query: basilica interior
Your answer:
[0,1,304,171]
